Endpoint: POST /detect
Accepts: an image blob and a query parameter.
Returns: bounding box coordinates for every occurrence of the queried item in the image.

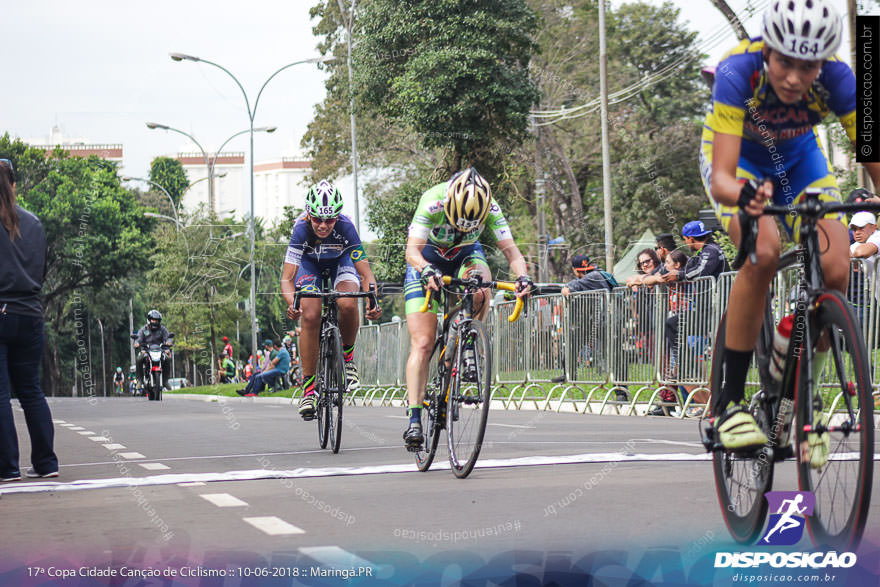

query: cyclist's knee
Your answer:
[409,333,434,356]
[822,259,849,292]
[301,306,321,330]
[749,241,781,274]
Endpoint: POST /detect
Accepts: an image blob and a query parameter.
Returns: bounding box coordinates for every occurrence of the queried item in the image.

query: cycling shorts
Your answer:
[404,242,490,315]
[295,254,360,292]
[700,132,844,241]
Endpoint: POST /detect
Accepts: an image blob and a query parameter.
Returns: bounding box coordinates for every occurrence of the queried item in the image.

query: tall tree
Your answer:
[149,156,189,207]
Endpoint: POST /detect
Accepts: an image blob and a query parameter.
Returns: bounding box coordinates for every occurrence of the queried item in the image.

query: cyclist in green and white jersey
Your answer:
[402,168,531,449]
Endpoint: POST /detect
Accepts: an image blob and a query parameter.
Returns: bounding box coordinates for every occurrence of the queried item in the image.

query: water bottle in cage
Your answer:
[446,313,462,359]
[769,314,795,381]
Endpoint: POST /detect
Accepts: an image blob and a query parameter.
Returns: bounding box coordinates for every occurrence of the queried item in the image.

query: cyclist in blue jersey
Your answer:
[702,0,880,449]
[281,181,381,419]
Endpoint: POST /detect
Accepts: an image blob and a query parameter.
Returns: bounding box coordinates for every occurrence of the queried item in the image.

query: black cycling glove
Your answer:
[420,264,441,289]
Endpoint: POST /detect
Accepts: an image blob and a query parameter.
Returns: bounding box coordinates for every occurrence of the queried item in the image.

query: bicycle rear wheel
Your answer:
[710,311,775,544]
[326,327,346,454]
[447,319,491,479]
[796,292,873,550]
[415,339,444,472]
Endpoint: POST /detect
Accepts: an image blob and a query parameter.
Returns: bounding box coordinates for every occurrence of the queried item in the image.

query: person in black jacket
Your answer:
[134,309,173,387]
[0,158,59,480]
[561,255,617,295]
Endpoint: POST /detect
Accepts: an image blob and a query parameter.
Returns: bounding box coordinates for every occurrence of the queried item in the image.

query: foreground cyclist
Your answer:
[701,0,880,450]
[402,168,531,449]
[281,181,381,419]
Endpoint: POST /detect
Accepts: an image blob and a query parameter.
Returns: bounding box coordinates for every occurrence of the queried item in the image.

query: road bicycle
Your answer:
[702,188,877,549]
[414,274,526,478]
[293,270,378,454]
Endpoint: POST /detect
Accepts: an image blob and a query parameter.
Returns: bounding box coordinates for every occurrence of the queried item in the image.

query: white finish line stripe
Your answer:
[69,427,85,431]
[244,517,304,535]
[0,452,717,495]
[117,452,146,459]
[89,437,110,442]
[77,431,96,435]
[299,546,375,569]
[102,444,126,450]
[200,493,248,507]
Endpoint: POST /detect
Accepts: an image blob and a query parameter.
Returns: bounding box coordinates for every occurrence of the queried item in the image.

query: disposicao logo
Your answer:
[714,491,858,570]
[760,491,814,546]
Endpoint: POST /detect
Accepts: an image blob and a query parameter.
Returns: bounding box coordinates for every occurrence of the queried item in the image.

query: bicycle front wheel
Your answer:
[326,327,346,454]
[415,339,444,472]
[796,292,873,550]
[316,335,330,449]
[711,312,775,544]
[447,319,492,479]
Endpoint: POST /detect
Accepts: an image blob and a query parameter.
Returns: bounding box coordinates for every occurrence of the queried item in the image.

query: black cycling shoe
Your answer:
[404,423,424,451]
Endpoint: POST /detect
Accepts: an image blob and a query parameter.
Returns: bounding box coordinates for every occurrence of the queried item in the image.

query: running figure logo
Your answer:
[761,491,815,546]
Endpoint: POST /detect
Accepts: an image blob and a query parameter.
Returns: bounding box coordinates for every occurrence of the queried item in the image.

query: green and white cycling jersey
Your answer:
[408,182,512,257]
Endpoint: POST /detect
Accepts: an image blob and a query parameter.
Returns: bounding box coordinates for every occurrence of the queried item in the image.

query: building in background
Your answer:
[27,125,122,163]
[177,154,312,226]
[177,152,246,218]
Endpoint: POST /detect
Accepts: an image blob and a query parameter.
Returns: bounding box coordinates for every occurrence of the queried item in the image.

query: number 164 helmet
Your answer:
[762,0,842,61]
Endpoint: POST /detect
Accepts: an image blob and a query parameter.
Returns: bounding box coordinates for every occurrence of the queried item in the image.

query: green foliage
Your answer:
[149,157,189,206]
[353,0,539,172]
[0,134,154,394]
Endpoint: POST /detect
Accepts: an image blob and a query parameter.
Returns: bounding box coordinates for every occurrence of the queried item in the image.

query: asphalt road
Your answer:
[1,395,878,586]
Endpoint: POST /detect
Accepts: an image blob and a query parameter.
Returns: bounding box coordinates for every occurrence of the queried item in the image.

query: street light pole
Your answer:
[170,52,331,364]
[146,123,276,234]
[121,176,181,230]
[337,0,360,233]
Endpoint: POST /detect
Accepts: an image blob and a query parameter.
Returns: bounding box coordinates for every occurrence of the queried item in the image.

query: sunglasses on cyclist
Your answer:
[310,216,337,226]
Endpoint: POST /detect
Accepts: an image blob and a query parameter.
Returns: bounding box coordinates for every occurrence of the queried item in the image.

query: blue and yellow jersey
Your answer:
[704,37,856,147]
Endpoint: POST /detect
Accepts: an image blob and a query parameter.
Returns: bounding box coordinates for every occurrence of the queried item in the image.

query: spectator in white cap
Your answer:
[849,212,880,325]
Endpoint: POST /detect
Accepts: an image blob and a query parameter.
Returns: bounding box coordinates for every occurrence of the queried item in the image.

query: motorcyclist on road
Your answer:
[133,310,173,387]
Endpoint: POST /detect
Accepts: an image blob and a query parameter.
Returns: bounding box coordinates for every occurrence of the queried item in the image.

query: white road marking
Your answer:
[60,423,75,427]
[299,546,375,570]
[53,420,66,424]
[89,437,110,442]
[117,452,146,459]
[487,423,535,429]
[200,493,248,507]
[69,427,85,431]
[139,463,170,470]
[178,482,206,487]
[102,444,126,450]
[243,517,304,535]
[77,431,96,435]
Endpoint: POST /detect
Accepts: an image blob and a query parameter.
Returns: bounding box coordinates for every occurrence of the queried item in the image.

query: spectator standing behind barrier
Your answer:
[848,211,880,329]
[0,158,59,480]
[625,248,661,290]
[561,255,617,295]
[651,250,690,416]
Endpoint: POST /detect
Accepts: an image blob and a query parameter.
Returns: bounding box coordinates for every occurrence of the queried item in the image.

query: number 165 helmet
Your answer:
[762,0,842,61]
[305,180,344,219]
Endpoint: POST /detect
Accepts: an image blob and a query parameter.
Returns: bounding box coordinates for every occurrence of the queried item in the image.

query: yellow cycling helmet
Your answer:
[444,167,492,232]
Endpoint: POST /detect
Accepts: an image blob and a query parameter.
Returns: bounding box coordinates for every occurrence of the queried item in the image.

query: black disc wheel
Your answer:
[446,319,492,479]
[795,292,873,550]
[711,311,775,544]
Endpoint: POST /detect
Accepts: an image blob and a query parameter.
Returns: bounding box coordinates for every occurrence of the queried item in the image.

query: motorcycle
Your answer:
[131,333,173,401]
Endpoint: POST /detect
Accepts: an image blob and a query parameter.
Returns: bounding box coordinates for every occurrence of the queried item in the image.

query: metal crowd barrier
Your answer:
[348,259,879,415]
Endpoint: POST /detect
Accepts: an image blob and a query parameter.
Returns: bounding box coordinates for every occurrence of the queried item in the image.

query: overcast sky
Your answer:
[0,0,853,182]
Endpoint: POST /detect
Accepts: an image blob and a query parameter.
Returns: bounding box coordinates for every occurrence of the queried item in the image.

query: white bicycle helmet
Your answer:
[762,0,842,61]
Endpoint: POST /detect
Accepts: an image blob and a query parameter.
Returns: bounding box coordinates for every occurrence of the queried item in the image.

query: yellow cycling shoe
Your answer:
[716,405,768,450]
[805,413,830,470]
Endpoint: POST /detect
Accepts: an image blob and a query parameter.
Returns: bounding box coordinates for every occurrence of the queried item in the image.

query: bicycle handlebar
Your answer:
[292,283,379,313]
[732,188,880,270]
[418,275,526,323]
